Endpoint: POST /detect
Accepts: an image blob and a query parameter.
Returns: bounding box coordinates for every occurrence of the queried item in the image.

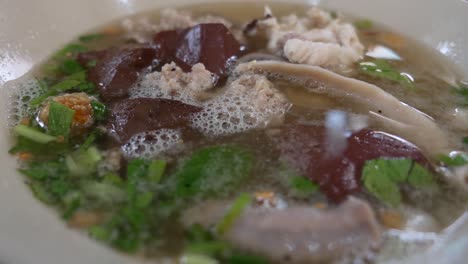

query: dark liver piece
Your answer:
[278,125,430,202]
[106,98,202,144]
[153,23,243,85]
[78,23,242,101]
[78,46,158,101]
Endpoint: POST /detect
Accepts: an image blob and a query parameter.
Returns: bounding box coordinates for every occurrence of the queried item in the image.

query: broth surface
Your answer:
[6,2,468,263]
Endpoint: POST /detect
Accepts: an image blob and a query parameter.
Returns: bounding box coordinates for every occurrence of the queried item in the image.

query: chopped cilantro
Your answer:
[454,83,468,106]
[362,161,402,207]
[359,60,415,89]
[48,101,75,139]
[463,137,468,145]
[60,59,85,75]
[78,82,96,93]
[102,172,124,186]
[29,71,88,107]
[65,146,102,176]
[29,71,91,108]
[174,146,253,198]
[13,124,56,144]
[62,193,81,219]
[289,176,319,198]
[91,101,107,121]
[79,130,101,151]
[361,158,434,207]
[439,153,468,166]
[126,159,149,180]
[29,181,55,204]
[408,163,434,187]
[135,191,154,208]
[19,160,68,180]
[82,181,126,205]
[147,160,167,183]
[216,193,252,235]
[20,159,72,203]
[9,135,68,156]
[378,158,412,182]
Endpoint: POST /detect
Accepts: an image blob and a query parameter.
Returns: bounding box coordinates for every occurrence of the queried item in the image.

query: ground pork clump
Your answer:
[131,62,290,136]
[130,62,215,102]
[245,6,365,71]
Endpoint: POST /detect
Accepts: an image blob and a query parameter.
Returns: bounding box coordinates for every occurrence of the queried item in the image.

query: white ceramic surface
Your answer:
[0,1,467,264]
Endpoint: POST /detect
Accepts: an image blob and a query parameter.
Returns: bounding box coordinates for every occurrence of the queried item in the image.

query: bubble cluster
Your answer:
[190,92,267,136]
[121,129,182,160]
[190,75,290,136]
[130,79,200,106]
[132,70,290,137]
[6,78,43,127]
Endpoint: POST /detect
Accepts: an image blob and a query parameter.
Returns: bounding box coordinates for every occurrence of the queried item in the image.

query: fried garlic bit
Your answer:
[39,92,94,129]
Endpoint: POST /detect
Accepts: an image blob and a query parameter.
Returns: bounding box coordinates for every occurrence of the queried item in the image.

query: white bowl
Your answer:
[0,1,467,264]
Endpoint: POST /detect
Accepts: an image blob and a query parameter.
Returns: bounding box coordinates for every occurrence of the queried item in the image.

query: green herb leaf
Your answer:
[48,101,75,139]
[19,160,67,180]
[127,159,149,180]
[439,153,468,166]
[29,181,55,204]
[79,130,101,151]
[216,193,252,235]
[454,83,468,105]
[463,137,468,145]
[66,146,102,176]
[29,71,88,107]
[62,192,81,219]
[78,82,96,93]
[359,60,415,89]
[361,158,434,206]
[380,158,412,182]
[354,19,373,30]
[148,160,167,183]
[79,33,104,42]
[13,124,56,144]
[82,182,126,205]
[175,146,253,198]
[89,225,112,241]
[91,101,107,121]
[362,160,402,207]
[135,192,153,208]
[407,163,434,187]
[60,59,85,75]
[289,176,319,198]
[102,172,124,186]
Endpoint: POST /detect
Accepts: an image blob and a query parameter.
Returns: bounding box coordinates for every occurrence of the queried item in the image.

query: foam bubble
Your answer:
[131,68,290,137]
[121,129,182,159]
[130,80,200,106]
[190,77,290,136]
[6,77,43,127]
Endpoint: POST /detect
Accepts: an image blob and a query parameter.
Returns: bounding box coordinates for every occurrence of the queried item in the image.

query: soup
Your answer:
[7,2,468,263]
